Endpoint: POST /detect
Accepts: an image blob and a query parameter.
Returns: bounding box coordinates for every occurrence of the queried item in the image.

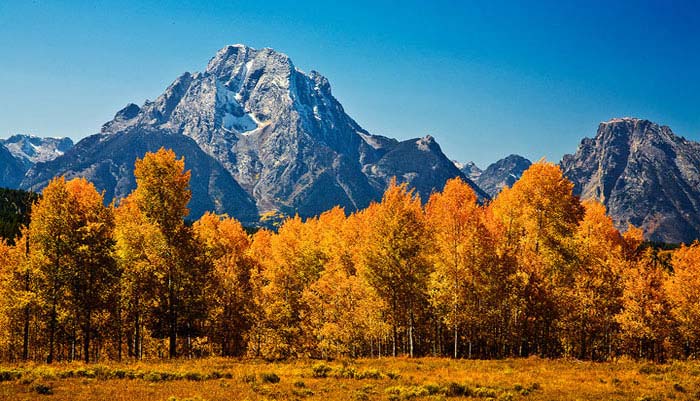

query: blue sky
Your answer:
[1,0,698,167]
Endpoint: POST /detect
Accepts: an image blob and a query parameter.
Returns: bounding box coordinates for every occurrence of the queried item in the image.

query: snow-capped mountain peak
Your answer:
[1,134,73,165]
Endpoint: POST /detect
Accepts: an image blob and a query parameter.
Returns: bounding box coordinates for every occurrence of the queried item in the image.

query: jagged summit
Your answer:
[21,43,475,222]
[562,118,700,243]
[456,154,532,198]
[1,134,73,166]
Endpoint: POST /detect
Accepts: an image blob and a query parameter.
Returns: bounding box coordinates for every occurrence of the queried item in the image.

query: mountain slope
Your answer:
[455,161,482,182]
[22,44,475,220]
[369,136,488,200]
[22,129,259,223]
[474,154,532,197]
[1,135,73,167]
[561,117,700,243]
[0,145,27,188]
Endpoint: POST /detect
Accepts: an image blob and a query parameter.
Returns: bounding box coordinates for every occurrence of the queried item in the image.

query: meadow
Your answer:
[1,357,698,401]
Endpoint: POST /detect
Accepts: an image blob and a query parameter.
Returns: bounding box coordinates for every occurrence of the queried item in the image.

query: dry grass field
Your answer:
[0,357,698,401]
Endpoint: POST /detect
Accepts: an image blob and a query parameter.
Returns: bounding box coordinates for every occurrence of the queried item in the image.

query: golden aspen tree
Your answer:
[0,229,39,361]
[253,215,326,358]
[346,206,393,357]
[666,242,700,357]
[114,195,164,359]
[360,179,432,357]
[29,177,117,363]
[563,200,625,360]
[193,212,253,356]
[426,177,491,358]
[246,228,273,357]
[63,178,117,363]
[490,161,584,356]
[125,147,210,358]
[0,240,14,358]
[29,176,75,363]
[616,248,675,361]
[301,207,388,358]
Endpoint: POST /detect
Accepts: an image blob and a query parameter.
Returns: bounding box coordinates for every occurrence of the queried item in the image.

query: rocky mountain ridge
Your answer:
[18,44,479,222]
[0,134,73,188]
[457,155,532,197]
[561,117,700,243]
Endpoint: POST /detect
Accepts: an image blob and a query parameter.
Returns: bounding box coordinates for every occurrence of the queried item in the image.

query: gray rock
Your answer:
[454,161,483,182]
[368,135,488,201]
[0,145,27,188]
[1,134,73,167]
[561,117,700,244]
[22,129,259,224]
[21,44,470,221]
[474,154,531,197]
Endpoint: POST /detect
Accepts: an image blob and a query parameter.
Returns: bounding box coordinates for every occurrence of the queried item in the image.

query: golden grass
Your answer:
[1,356,699,400]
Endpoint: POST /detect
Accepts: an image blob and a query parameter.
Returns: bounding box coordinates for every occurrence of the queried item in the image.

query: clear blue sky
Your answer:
[1,0,699,167]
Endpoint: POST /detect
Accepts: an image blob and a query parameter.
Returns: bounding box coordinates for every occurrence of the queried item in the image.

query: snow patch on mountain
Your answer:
[1,135,74,165]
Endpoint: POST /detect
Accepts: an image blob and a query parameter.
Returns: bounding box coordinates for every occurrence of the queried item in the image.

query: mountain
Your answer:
[475,155,532,197]
[0,145,27,188]
[367,135,489,200]
[454,160,482,182]
[22,129,259,223]
[1,135,73,167]
[20,44,477,221]
[561,117,700,244]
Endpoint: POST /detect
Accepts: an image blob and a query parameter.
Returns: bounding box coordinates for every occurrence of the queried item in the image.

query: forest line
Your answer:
[0,147,699,363]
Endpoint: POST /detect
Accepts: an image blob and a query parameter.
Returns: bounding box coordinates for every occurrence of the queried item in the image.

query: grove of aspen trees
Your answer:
[1,147,699,364]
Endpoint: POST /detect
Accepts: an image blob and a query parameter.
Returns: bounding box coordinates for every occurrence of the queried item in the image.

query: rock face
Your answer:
[368,135,489,200]
[561,117,700,244]
[454,161,483,182]
[1,135,73,167]
[20,44,476,221]
[0,145,27,188]
[475,155,532,197]
[454,155,531,198]
[22,129,259,223]
[0,135,73,188]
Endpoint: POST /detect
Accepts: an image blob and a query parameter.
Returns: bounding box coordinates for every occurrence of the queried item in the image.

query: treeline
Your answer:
[1,148,699,363]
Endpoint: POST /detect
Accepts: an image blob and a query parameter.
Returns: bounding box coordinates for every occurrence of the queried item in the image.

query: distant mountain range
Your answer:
[1,46,698,243]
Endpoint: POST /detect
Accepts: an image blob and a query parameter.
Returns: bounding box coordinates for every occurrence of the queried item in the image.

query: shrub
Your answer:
[385,385,429,400]
[423,383,442,395]
[473,387,497,398]
[356,369,382,380]
[312,363,332,378]
[292,388,314,397]
[445,382,471,397]
[111,369,128,379]
[260,372,280,384]
[294,380,306,388]
[639,364,664,375]
[75,368,96,378]
[498,392,515,401]
[335,366,358,379]
[386,371,401,380]
[0,369,21,382]
[185,372,204,381]
[636,396,662,401]
[143,371,163,382]
[31,382,53,395]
